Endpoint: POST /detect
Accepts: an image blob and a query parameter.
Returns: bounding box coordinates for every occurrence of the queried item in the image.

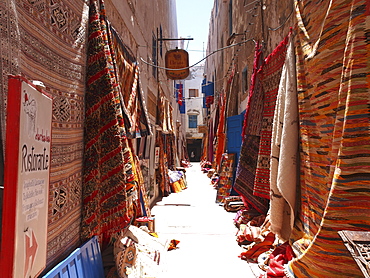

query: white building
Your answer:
[179,65,205,161]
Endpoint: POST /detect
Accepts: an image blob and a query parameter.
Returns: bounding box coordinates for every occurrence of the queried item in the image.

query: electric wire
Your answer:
[139,38,256,71]
[244,0,261,9]
[268,7,294,31]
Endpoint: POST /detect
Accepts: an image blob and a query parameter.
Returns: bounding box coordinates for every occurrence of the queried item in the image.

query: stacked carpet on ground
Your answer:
[286,1,370,277]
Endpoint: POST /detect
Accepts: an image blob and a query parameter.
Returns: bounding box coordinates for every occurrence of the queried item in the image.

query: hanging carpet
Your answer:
[286,1,370,277]
[269,38,299,242]
[216,153,236,204]
[111,27,151,139]
[0,0,89,268]
[234,42,268,214]
[253,32,291,199]
[82,0,139,247]
[234,34,290,214]
[214,92,227,171]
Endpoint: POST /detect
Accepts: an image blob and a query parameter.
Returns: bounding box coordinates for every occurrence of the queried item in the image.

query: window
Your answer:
[152,33,157,78]
[188,115,198,128]
[242,65,248,93]
[189,89,198,98]
[159,25,163,58]
[229,0,233,35]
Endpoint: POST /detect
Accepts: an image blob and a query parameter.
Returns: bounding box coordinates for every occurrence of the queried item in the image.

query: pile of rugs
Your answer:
[168,169,187,193]
[104,225,180,278]
[233,211,295,278]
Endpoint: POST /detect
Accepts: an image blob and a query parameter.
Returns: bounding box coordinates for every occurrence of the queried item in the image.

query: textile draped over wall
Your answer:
[0,0,88,268]
[287,0,370,277]
[254,32,291,199]
[0,0,20,152]
[269,38,299,242]
[111,27,151,139]
[234,35,290,213]
[82,0,147,246]
[157,89,175,135]
[213,92,227,170]
[234,42,267,213]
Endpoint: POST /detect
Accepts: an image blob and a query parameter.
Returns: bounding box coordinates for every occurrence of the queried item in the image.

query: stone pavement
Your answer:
[151,163,263,278]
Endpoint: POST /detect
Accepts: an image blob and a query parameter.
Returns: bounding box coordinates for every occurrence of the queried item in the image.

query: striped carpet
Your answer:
[287,0,370,277]
[0,0,88,268]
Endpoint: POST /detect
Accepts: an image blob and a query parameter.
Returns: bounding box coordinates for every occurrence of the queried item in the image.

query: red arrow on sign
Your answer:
[24,230,38,278]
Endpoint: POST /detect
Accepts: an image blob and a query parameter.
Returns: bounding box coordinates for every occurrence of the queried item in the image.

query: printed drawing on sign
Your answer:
[23,91,37,139]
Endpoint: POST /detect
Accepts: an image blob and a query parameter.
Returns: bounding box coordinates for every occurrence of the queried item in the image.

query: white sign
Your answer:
[13,79,52,278]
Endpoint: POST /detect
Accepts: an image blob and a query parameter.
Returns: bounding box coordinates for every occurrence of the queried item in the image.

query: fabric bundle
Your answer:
[109,225,169,278]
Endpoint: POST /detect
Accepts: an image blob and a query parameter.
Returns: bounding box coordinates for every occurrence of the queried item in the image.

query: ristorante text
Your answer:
[22,145,49,172]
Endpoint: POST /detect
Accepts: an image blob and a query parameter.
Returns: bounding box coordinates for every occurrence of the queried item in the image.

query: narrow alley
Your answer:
[152,163,262,278]
[1,0,369,277]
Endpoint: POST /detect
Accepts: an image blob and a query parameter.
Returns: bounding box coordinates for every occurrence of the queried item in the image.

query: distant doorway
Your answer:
[187,139,202,162]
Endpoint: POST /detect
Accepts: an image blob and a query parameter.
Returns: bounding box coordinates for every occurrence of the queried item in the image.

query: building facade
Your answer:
[179,65,205,162]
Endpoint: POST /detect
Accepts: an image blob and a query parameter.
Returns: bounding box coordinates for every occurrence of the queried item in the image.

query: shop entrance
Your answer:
[186,139,202,162]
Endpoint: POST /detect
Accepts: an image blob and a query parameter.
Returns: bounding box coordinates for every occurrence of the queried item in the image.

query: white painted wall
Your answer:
[184,65,205,139]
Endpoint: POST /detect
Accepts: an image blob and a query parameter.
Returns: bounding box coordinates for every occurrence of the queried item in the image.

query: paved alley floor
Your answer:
[151,163,263,278]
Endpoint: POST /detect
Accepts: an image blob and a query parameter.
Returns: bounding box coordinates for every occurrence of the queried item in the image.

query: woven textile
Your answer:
[269,38,299,242]
[253,33,291,199]
[111,27,151,139]
[214,92,227,170]
[0,0,88,267]
[287,1,370,277]
[234,42,269,214]
[155,131,171,197]
[82,0,135,246]
[208,118,214,162]
[0,0,20,150]
[216,153,236,204]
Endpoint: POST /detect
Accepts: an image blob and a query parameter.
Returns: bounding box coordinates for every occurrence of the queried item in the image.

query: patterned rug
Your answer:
[234,42,269,214]
[155,130,171,198]
[253,32,291,199]
[216,153,236,204]
[287,1,370,277]
[0,0,20,150]
[269,38,299,242]
[111,26,151,139]
[214,92,227,170]
[82,0,140,247]
[0,0,89,269]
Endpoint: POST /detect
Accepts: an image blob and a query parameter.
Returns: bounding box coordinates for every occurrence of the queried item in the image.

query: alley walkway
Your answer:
[152,163,262,278]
